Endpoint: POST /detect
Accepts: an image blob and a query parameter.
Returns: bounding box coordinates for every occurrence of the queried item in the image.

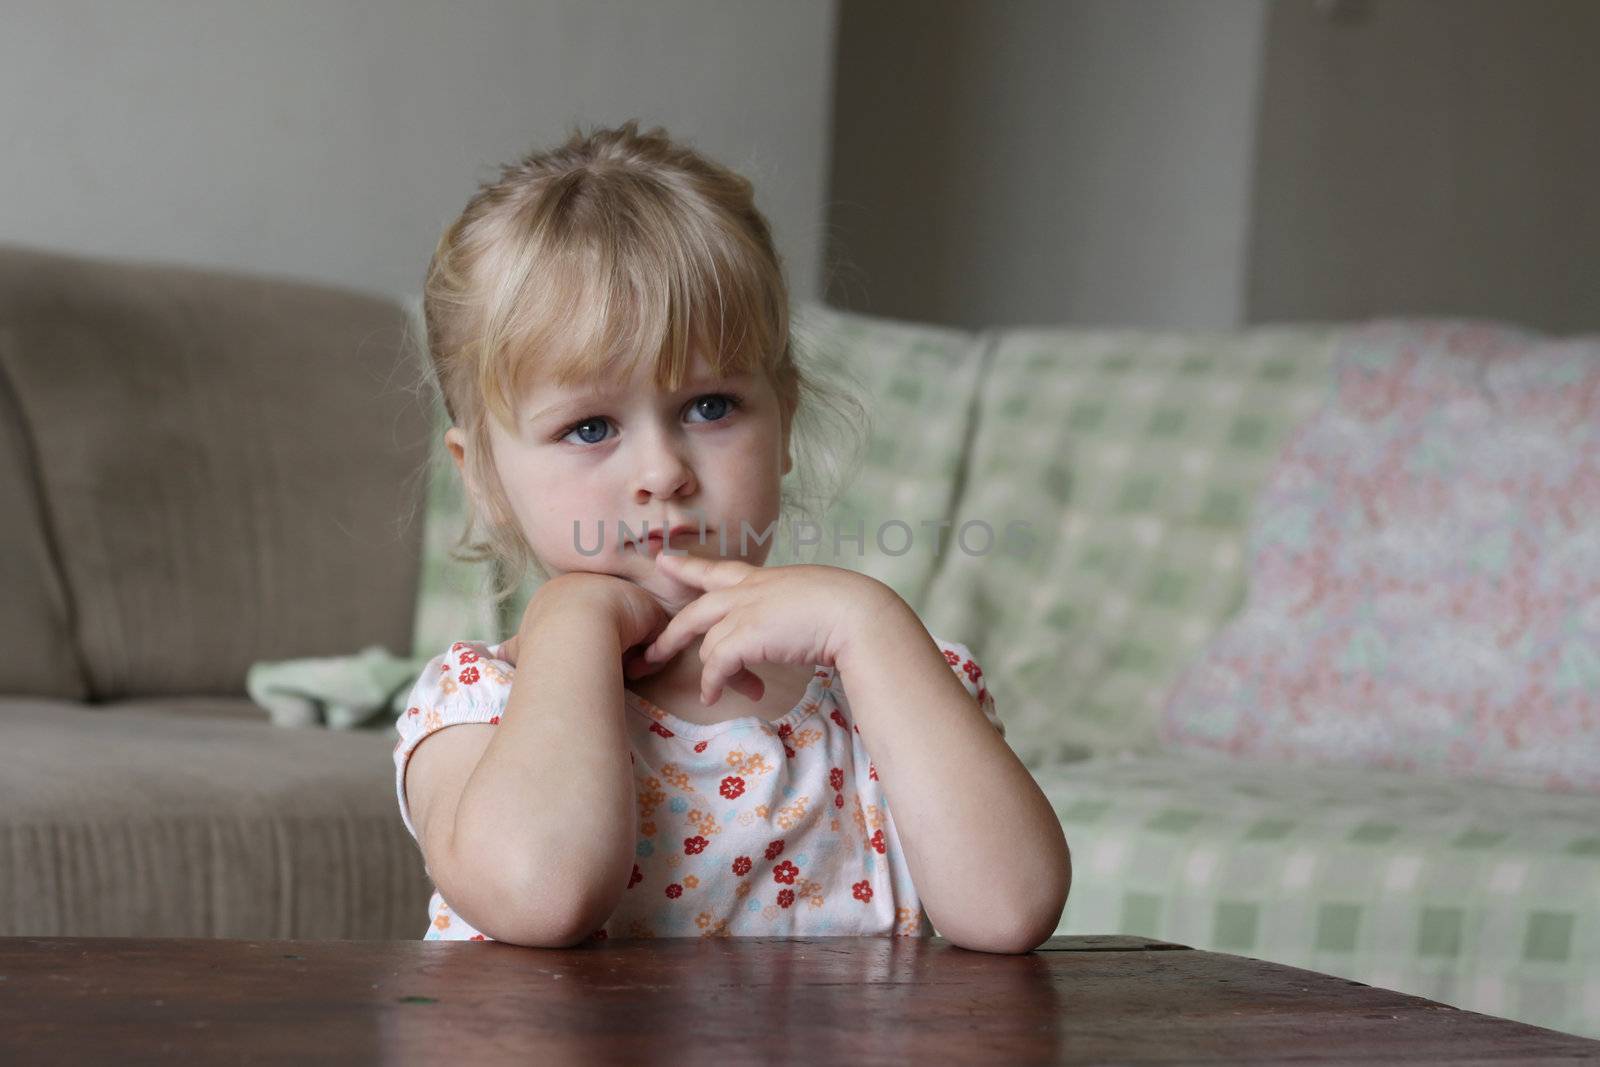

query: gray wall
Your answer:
[826,0,1267,330]
[0,1,839,305]
[1247,0,1600,333]
[827,0,1596,334]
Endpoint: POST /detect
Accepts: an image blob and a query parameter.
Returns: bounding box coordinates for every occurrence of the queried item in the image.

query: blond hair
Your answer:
[407,119,867,612]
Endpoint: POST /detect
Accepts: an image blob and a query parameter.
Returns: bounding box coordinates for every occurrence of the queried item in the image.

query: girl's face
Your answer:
[446,348,792,616]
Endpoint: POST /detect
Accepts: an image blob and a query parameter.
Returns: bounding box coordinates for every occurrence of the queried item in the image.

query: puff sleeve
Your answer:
[932,637,1005,738]
[392,638,516,843]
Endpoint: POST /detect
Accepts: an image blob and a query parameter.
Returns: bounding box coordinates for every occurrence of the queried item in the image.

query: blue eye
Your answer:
[564,417,610,446]
[687,393,740,424]
[555,393,742,447]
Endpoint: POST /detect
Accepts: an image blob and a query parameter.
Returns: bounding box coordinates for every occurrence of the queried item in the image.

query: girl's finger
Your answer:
[699,621,757,706]
[643,588,735,665]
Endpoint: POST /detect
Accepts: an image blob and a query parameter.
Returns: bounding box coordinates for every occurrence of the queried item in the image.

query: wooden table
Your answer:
[2,935,1595,1064]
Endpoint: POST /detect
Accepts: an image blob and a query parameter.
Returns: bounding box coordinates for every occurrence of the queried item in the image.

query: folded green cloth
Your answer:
[246,645,431,730]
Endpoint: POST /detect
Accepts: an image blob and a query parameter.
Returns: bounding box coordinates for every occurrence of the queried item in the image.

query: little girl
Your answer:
[394,120,1070,951]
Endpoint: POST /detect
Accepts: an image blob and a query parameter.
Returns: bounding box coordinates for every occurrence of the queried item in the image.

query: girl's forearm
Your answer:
[837,598,1071,953]
[448,598,636,945]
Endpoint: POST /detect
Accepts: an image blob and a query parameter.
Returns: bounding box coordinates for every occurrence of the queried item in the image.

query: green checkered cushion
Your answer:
[763,301,986,616]
[919,326,1345,765]
[411,299,988,647]
[1039,748,1600,1039]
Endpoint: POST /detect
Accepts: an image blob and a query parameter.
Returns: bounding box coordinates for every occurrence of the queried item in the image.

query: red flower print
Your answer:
[942,649,959,667]
[777,889,795,909]
[451,642,468,653]
[834,794,844,809]
[719,776,745,799]
[783,744,796,759]
[458,666,480,685]
[773,860,799,885]
[869,763,878,781]
[764,839,785,860]
[665,884,683,899]
[649,722,674,738]
[828,767,844,790]
[470,934,486,941]
[628,864,643,888]
[977,687,988,703]
[852,880,873,902]
[590,929,608,941]
[732,856,753,876]
[684,836,708,855]
[489,715,500,725]
[694,741,709,753]
[406,706,419,717]
[870,829,886,854]
[830,710,848,729]
[962,658,982,684]
[458,649,480,665]
[777,723,793,739]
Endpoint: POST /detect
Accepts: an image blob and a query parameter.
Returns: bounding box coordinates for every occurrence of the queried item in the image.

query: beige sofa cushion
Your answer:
[0,698,430,938]
[0,244,432,700]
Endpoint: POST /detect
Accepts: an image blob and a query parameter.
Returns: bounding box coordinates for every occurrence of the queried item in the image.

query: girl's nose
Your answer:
[632,436,697,502]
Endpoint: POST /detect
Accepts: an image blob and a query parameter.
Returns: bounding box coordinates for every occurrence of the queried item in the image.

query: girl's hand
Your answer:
[498,571,672,678]
[626,552,897,706]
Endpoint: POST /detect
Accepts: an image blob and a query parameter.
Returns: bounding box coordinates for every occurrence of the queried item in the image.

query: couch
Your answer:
[2,244,1593,1040]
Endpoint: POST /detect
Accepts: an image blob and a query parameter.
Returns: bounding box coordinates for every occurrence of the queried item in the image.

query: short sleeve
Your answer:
[392,639,516,843]
[932,637,1005,739]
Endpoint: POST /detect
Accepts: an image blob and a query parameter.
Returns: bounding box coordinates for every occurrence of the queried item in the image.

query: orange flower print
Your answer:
[870,829,886,854]
[682,875,699,889]
[719,775,745,799]
[422,708,443,733]
[773,860,799,885]
[853,880,873,903]
[665,884,683,899]
[684,836,708,855]
[459,666,480,685]
[777,889,795,909]
[732,856,753,876]
[641,821,657,838]
[764,839,785,860]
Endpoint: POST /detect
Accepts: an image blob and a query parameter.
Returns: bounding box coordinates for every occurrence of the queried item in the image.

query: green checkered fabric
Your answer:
[763,301,986,615]
[1035,748,1600,1039]
[919,326,1345,767]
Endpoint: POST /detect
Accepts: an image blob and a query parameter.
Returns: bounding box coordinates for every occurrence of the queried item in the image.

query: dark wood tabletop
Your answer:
[1,934,1595,1064]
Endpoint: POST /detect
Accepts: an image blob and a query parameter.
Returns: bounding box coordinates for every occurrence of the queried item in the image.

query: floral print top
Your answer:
[392,634,1003,942]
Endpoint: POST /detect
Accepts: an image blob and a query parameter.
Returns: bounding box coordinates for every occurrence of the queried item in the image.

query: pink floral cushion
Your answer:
[1161,319,1600,794]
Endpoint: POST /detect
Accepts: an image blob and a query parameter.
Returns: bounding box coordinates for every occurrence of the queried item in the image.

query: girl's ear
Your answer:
[443,427,481,503]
